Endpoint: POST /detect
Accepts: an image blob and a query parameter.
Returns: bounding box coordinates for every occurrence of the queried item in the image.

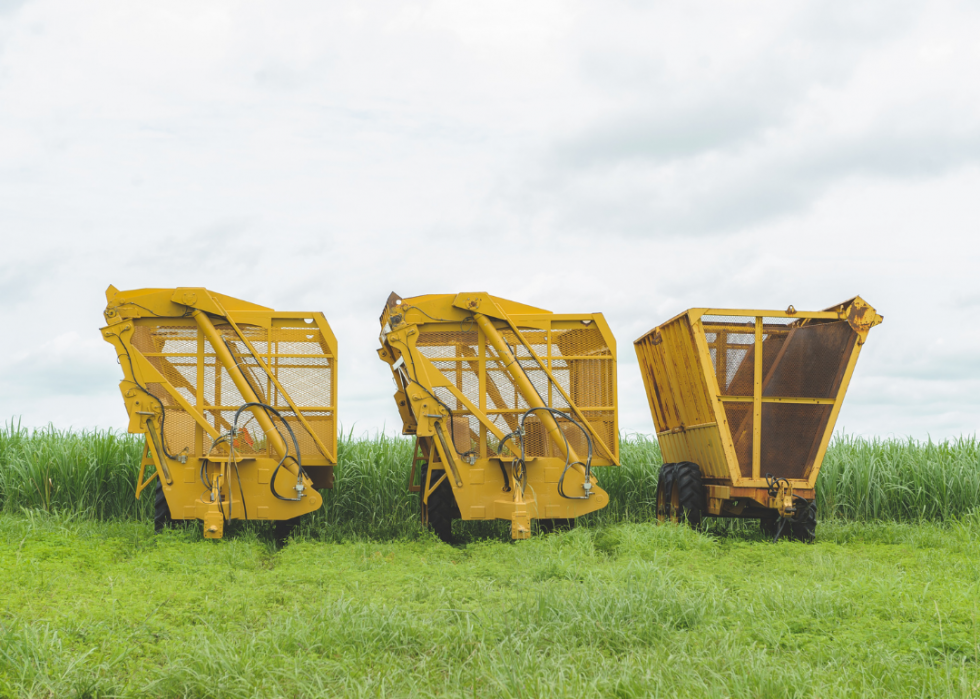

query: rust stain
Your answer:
[846,301,873,333]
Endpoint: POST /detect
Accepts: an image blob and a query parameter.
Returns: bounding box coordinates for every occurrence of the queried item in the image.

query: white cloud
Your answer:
[0,0,977,441]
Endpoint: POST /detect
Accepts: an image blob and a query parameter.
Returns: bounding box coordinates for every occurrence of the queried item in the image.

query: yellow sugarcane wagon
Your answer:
[378,292,619,540]
[634,297,882,541]
[100,286,337,540]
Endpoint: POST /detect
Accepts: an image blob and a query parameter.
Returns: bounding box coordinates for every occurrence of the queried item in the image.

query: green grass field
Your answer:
[1,423,979,697]
[1,514,978,698]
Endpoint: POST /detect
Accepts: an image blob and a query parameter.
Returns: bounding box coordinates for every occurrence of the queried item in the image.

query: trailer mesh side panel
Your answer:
[759,320,856,478]
[131,321,335,460]
[702,317,856,480]
[415,323,615,460]
[760,404,832,479]
[723,402,753,478]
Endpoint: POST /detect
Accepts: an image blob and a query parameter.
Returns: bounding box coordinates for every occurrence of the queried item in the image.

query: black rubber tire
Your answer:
[673,462,705,529]
[538,518,575,534]
[760,517,779,540]
[154,481,174,533]
[655,463,676,520]
[274,517,301,547]
[790,500,816,543]
[420,466,459,544]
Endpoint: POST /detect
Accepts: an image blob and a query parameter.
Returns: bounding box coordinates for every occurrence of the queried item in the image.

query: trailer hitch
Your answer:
[766,474,795,543]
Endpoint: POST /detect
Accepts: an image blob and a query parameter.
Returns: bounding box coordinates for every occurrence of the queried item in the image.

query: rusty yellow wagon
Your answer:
[634,297,882,541]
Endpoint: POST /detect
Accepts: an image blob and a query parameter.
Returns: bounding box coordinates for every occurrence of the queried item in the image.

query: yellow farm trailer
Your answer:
[100,286,338,539]
[634,297,882,541]
[378,292,619,540]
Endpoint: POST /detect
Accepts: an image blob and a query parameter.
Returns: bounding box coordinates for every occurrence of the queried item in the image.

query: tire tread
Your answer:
[420,467,459,543]
[154,481,173,533]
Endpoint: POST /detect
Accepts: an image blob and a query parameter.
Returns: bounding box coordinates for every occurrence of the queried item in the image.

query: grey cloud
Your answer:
[553,100,781,166]
[559,61,812,168]
[953,292,980,309]
[522,1,977,237]
[805,127,980,181]
[125,217,260,273]
[0,0,27,17]
[524,118,980,237]
[0,258,63,310]
[563,1,918,167]
[797,0,922,45]
[870,352,980,383]
[1,348,119,400]
[253,57,335,91]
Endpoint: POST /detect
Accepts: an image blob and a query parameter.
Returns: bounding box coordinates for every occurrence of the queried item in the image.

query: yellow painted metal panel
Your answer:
[656,423,728,479]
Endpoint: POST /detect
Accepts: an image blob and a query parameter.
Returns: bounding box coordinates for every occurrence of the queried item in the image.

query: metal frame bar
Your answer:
[690,317,744,485]
[474,313,583,466]
[128,349,222,442]
[211,300,337,463]
[805,336,865,488]
[752,317,763,480]
[498,315,617,462]
[719,396,836,404]
[699,309,840,319]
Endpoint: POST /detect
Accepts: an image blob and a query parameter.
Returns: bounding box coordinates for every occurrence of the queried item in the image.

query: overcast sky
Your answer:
[1,0,978,441]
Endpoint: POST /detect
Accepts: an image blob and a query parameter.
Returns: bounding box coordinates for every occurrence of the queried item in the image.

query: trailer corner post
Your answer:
[752,316,763,481]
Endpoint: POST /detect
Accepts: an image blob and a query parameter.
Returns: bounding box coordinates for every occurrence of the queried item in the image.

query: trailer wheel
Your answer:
[655,463,677,521]
[420,466,459,543]
[760,517,779,540]
[154,481,176,533]
[790,500,816,543]
[274,517,301,546]
[673,462,705,529]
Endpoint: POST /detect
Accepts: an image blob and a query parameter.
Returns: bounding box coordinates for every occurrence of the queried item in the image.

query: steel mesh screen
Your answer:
[281,410,333,462]
[415,322,614,460]
[146,381,196,455]
[704,316,856,480]
[552,326,612,356]
[548,325,613,459]
[417,331,479,359]
[271,356,332,407]
[578,410,615,459]
[701,316,756,395]
[269,325,334,459]
[139,327,198,457]
[133,320,335,461]
[723,402,754,478]
[760,319,856,478]
[760,403,832,479]
[761,320,856,399]
[450,414,481,454]
[205,409,264,456]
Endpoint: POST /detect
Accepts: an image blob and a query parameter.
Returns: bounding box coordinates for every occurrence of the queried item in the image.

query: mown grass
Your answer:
[0,514,977,698]
[2,421,980,537]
